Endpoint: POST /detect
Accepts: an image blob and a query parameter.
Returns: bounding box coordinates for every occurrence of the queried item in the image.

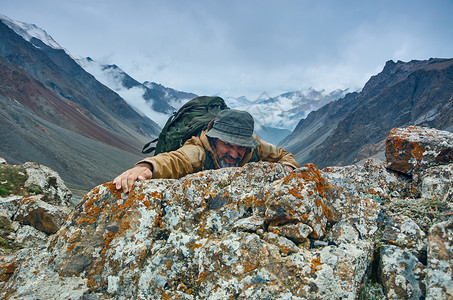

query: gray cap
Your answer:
[206,109,260,148]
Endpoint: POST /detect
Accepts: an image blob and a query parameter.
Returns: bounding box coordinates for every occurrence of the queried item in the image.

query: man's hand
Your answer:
[113,163,153,193]
[285,165,295,172]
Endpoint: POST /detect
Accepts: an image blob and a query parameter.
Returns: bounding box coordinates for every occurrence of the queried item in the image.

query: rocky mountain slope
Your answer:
[0,14,197,127]
[0,19,164,192]
[78,58,197,126]
[280,58,453,168]
[1,126,451,299]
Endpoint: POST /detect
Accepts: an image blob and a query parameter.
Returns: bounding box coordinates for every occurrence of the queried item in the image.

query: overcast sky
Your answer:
[2,0,453,99]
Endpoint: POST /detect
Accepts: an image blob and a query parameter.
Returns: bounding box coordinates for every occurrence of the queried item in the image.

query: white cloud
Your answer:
[2,0,453,99]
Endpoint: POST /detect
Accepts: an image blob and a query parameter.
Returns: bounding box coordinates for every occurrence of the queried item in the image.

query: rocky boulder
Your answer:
[0,158,72,254]
[22,162,73,207]
[0,126,452,299]
[386,126,453,175]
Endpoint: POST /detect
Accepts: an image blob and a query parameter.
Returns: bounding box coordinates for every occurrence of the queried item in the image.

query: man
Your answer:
[114,109,299,193]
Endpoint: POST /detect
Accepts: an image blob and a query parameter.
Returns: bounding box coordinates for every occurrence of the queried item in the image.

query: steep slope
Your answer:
[0,20,163,191]
[0,14,196,128]
[280,58,453,167]
[0,20,160,140]
[0,53,147,191]
[79,59,197,126]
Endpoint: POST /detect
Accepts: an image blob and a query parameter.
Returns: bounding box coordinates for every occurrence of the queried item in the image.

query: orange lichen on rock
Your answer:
[0,262,16,282]
[368,188,379,195]
[76,202,102,225]
[155,210,163,227]
[241,195,256,207]
[322,203,333,220]
[111,197,135,222]
[18,196,38,209]
[281,171,303,185]
[288,187,304,200]
[66,243,76,252]
[86,275,98,291]
[198,270,209,282]
[189,240,203,252]
[388,134,407,157]
[311,256,323,274]
[151,191,162,200]
[410,142,425,162]
[300,164,330,198]
[242,259,258,273]
[182,180,191,189]
[103,230,116,249]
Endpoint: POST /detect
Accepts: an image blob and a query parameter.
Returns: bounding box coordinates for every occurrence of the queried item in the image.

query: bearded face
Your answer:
[214,139,247,168]
[218,153,242,167]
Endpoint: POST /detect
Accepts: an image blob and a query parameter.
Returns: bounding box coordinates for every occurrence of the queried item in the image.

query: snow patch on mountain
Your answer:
[0,14,62,49]
[78,58,171,126]
[142,81,187,110]
[226,88,346,131]
[0,14,84,63]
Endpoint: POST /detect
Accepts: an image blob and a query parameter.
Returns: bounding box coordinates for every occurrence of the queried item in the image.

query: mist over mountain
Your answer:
[280,58,453,168]
[78,58,197,126]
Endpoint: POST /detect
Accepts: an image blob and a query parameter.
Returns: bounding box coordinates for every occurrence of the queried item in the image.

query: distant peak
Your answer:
[0,14,62,50]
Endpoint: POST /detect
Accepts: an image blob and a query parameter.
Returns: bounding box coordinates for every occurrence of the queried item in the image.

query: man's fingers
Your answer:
[121,172,131,193]
[137,168,153,180]
[285,165,295,172]
[113,166,152,193]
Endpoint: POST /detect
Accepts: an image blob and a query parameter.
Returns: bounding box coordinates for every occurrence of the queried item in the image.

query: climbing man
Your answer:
[114,109,299,193]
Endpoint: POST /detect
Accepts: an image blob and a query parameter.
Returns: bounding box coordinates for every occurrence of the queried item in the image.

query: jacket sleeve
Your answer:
[254,135,299,169]
[137,136,206,179]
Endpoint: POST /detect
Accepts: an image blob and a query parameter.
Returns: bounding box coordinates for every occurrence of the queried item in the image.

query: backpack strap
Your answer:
[142,138,158,154]
[248,149,260,163]
[203,150,217,171]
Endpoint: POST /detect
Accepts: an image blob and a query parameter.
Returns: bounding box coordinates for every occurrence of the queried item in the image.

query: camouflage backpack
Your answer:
[142,96,229,155]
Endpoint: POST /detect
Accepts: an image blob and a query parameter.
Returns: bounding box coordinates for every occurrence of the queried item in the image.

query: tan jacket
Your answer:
[139,126,299,179]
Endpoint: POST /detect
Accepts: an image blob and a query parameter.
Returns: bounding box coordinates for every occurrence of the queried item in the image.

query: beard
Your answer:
[218,153,241,168]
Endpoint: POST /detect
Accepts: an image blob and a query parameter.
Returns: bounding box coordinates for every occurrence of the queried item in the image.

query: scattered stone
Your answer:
[0,162,381,298]
[324,158,417,200]
[23,162,72,206]
[426,219,453,299]
[0,161,74,252]
[416,163,453,201]
[14,225,48,248]
[381,214,426,255]
[380,245,425,299]
[14,195,70,234]
[0,196,22,220]
[386,126,453,175]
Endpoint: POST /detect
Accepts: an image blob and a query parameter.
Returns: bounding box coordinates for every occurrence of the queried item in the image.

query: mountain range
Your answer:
[280,58,453,168]
[1,14,452,195]
[0,17,165,194]
[226,89,347,145]
[1,14,342,143]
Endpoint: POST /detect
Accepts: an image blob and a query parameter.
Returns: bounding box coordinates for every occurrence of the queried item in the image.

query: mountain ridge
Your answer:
[0,19,161,191]
[280,57,453,167]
